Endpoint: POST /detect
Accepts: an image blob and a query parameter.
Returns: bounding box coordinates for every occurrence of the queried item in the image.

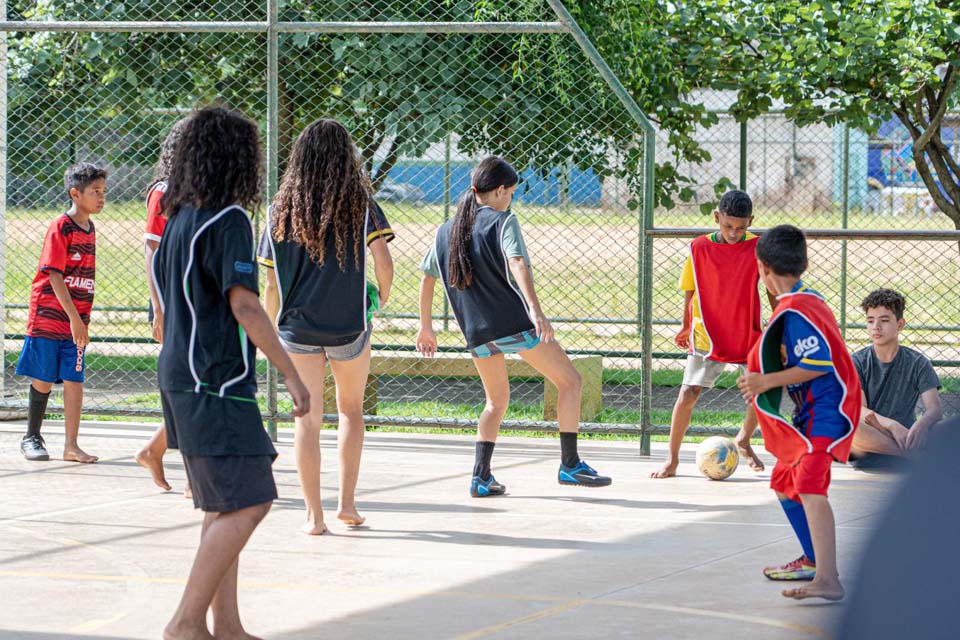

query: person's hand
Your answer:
[905,425,929,451]
[416,326,437,357]
[152,309,164,344]
[675,326,691,350]
[534,313,555,343]
[737,372,769,402]
[286,374,310,418]
[71,318,90,348]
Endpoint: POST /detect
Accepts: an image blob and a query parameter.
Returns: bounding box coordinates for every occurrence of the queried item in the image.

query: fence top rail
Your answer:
[647,227,960,241]
[0,20,568,34]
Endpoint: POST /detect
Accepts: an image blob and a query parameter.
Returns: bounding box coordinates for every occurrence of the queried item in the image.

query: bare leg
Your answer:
[164,502,271,640]
[471,354,510,443]
[518,341,583,434]
[782,494,844,601]
[850,419,907,458]
[735,404,765,472]
[289,352,329,535]
[211,558,261,640]
[651,385,701,478]
[137,424,172,491]
[329,344,372,526]
[62,381,97,463]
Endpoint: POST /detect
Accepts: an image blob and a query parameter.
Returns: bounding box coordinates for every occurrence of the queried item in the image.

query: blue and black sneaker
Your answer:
[558,460,612,487]
[470,474,507,498]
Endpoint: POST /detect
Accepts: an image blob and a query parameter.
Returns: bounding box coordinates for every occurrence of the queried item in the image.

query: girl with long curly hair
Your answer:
[258,118,395,535]
[416,156,611,497]
[154,106,310,640]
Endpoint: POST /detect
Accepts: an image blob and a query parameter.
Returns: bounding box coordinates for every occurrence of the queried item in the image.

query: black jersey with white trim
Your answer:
[154,204,260,398]
[257,201,394,346]
[435,208,534,349]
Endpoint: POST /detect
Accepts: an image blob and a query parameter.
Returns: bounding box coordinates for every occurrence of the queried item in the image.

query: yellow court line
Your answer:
[69,613,126,633]
[451,600,586,640]
[0,569,828,637]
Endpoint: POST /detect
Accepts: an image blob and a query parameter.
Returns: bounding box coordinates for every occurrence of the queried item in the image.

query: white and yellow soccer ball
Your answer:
[695,436,739,480]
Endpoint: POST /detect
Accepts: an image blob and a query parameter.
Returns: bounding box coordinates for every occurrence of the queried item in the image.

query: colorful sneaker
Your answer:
[20,434,50,461]
[470,474,506,498]
[763,556,816,581]
[558,460,612,487]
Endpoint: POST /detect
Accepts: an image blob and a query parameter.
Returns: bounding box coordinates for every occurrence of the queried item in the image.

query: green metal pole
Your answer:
[546,0,657,456]
[840,125,850,339]
[0,0,6,403]
[739,121,747,190]
[265,0,279,442]
[442,133,451,332]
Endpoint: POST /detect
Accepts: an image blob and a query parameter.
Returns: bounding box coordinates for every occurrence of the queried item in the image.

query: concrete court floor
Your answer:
[0,420,898,640]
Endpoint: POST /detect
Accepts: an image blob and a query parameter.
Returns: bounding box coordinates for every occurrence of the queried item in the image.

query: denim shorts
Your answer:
[280,324,372,361]
[471,329,541,359]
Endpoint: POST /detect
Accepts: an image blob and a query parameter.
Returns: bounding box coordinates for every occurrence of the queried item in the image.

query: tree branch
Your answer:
[371,130,404,191]
[914,65,956,152]
[895,107,957,221]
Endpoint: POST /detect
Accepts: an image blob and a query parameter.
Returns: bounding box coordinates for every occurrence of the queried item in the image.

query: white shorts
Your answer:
[682,352,745,389]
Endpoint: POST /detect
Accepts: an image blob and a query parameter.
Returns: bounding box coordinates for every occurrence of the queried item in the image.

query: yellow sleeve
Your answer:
[679,255,695,291]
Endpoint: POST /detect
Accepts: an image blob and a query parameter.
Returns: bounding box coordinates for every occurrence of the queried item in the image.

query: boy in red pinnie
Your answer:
[738,225,860,601]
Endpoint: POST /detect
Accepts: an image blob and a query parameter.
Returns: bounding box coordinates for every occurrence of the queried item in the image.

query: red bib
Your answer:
[748,291,861,466]
[690,235,762,363]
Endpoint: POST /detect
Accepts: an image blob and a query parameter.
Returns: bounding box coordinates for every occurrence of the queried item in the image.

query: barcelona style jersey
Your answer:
[26,213,96,340]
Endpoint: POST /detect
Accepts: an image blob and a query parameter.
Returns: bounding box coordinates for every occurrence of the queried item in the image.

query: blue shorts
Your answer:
[16,336,86,384]
[471,330,541,359]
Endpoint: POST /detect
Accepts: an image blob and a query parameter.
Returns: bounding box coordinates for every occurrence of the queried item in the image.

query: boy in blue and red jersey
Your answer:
[738,225,860,602]
[17,163,107,464]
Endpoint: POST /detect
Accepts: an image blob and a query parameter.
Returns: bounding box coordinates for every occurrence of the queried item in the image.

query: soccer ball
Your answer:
[696,436,739,480]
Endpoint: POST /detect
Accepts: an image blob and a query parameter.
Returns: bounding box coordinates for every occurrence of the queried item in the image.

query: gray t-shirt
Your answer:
[852,345,941,428]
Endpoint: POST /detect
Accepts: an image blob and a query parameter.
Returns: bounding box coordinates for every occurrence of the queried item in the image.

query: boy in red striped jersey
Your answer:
[16,163,106,463]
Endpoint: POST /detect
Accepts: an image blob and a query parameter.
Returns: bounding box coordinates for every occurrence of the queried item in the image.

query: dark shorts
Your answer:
[182,454,277,513]
[160,389,277,458]
[771,451,833,502]
[16,336,86,384]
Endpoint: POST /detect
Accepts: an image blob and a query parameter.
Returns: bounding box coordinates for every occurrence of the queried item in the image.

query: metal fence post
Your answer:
[739,120,747,191]
[265,0,280,441]
[0,0,6,402]
[442,132,451,331]
[840,125,850,339]
[639,132,655,456]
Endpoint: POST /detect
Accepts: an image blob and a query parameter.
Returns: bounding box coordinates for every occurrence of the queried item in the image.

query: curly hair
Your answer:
[862,288,905,320]
[718,189,753,218]
[448,156,519,290]
[64,162,107,195]
[149,117,191,189]
[161,107,262,217]
[270,119,373,271]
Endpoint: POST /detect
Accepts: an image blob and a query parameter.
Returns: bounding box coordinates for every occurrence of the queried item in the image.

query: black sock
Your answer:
[560,432,580,468]
[27,385,51,439]
[473,441,496,480]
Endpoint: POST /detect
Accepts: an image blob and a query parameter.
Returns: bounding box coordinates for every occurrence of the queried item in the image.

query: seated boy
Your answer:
[738,225,861,601]
[16,163,106,464]
[850,289,942,465]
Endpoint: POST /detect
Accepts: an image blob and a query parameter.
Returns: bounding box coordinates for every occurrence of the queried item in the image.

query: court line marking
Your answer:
[451,601,586,640]
[69,613,126,633]
[0,569,828,637]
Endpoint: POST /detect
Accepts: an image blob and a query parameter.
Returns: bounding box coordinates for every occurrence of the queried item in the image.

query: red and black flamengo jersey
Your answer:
[27,213,96,340]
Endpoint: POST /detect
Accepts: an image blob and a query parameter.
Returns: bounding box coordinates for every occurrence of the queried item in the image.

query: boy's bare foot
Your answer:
[301,519,329,535]
[650,459,678,479]
[735,438,765,472]
[213,626,262,640]
[337,508,366,526]
[63,446,98,464]
[781,579,845,601]
[136,448,172,491]
[163,619,214,640]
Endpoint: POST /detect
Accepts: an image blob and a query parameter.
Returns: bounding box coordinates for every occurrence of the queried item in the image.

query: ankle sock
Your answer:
[560,432,580,468]
[473,441,496,480]
[27,385,51,439]
[780,498,816,563]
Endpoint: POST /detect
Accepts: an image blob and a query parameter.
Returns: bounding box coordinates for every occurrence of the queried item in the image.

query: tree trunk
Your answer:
[371,131,404,191]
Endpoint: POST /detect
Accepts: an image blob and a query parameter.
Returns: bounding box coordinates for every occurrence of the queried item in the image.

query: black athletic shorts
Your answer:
[182,453,277,513]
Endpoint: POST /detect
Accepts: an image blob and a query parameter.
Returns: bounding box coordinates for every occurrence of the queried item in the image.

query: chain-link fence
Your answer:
[0,2,657,441]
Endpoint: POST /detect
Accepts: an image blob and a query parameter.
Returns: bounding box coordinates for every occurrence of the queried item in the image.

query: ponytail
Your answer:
[448,190,479,290]
[447,156,519,291]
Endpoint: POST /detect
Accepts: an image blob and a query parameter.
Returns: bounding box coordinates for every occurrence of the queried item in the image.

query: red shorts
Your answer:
[770,451,833,502]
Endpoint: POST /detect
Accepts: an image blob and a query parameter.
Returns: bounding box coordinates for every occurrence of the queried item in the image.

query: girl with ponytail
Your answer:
[416,156,612,497]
